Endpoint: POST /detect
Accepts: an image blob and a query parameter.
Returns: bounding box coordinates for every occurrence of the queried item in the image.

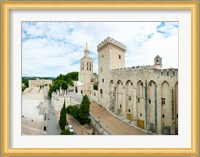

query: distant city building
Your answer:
[73,37,178,135]
[29,79,52,88]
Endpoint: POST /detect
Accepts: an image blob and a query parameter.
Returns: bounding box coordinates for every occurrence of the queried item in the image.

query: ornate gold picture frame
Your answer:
[1,1,199,156]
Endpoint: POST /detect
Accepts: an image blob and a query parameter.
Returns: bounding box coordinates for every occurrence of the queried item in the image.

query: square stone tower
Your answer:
[97,37,126,109]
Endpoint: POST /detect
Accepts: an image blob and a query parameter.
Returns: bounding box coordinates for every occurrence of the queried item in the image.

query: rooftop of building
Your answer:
[80,56,93,61]
[97,36,126,50]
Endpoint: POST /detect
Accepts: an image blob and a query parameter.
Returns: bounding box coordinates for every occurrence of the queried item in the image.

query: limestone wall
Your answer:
[89,86,98,103]
[101,67,178,135]
[89,114,111,135]
[29,80,52,88]
[51,93,65,112]
[52,91,82,112]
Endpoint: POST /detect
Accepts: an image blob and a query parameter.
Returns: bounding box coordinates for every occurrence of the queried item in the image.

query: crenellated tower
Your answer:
[97,37,126,109]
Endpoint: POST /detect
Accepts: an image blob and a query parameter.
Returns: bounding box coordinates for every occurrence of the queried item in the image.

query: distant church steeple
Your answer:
[84,41,89,57]
[86,41,88,50]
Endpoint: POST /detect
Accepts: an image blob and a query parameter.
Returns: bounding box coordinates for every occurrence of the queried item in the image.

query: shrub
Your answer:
[70,106,80,119]
[60,129,72,135]
[79,95,91,125]
[66,95,91,125]
[66,105,72,113]
[22,86,26,92]
[66,105,80,120]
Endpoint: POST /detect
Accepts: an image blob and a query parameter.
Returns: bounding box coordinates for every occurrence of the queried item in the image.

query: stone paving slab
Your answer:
[22,119,43,129]
[22,119,43,135]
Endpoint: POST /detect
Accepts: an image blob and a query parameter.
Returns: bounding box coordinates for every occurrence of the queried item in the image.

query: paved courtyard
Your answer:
[90,101,148,135]
[22,87,46,135]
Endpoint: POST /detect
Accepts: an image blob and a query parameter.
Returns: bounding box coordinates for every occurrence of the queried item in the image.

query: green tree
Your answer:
[22,86,26,92]
[79,95,91,124]
[22,77,29,87]
[22,77,37,88]
[48,80,68,97]
[60,129,72,135]
[64,72,79,85]
[66,105,80,120]
[59,102,67,130]
[48,72,78,98]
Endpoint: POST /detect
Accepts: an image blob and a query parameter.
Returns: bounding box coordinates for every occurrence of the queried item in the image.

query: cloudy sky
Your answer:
[22,22,178,77]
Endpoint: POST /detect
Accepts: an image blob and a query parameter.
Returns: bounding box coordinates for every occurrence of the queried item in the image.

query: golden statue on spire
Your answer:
[86,41,88,50]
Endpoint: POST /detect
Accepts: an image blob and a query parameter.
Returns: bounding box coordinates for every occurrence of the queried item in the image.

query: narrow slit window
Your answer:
[149,99,151,104]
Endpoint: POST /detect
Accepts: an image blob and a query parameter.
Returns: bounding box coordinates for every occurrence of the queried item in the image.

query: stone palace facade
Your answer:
[74,37,178,135]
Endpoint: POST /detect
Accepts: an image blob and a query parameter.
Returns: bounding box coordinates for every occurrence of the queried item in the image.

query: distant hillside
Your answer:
[22,76,56,80]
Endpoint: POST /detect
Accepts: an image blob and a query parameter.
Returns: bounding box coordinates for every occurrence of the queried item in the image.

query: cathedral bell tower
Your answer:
[78,42,94,95]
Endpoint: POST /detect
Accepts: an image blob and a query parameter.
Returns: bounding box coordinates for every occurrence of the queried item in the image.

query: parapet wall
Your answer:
[110,66,178,78]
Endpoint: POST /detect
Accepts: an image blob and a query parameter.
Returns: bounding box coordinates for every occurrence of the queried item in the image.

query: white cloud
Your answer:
[22,22,178,77]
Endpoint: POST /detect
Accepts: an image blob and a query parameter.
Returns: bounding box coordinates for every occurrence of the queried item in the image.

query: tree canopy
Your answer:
[66,95,91,125]
[79,95,91,124]
[60,129,72,135]
[48,72,78,97]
